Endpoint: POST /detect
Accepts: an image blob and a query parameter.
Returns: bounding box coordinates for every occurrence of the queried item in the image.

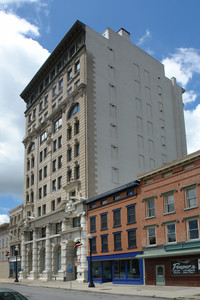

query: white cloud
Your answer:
[184,105,200,154]
[0,11,49,197]
[183,90,198,105]
[0,214,9,225]
[162,48,200,87]
[137,29,151,46]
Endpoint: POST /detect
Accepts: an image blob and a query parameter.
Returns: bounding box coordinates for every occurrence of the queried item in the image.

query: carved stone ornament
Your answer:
[23,218,30,229]
[65,200,76,215]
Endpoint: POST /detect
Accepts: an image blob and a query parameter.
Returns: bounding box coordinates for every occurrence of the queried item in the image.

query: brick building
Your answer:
[86,181,143,284]
[137,150,200,286]
[0,223,9,278]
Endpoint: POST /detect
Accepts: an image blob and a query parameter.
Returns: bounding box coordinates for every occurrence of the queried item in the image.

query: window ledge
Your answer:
[127,246,137,250]
[163,211,176,216]
[113,225,122,228]
[113,248,122,251]
[184,206,198,211]
[126,221,136,225]
[146,244,157,248]
[101,228,108,231]
[145,216,156,220]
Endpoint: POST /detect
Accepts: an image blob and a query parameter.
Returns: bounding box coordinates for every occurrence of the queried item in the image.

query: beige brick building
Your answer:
[19,21,187,282]
[0,223,9,278]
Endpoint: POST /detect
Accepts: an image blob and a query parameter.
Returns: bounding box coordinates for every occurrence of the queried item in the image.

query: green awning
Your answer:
[136,248,200,259]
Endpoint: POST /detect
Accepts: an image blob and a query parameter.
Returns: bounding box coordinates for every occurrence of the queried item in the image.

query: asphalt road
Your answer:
[0,283,165,300]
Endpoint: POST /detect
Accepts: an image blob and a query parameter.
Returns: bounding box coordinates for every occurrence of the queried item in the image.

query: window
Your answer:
[188,219,199,240]
[40,132,47,145]
[58,156,62,169]
[91,237,96,253]
[27,160,30,171]
[57,197,61,205]
[43,204,46,215]
[164,193,175,213]
[31,174,34,185]
[50,69,55,80]
[67,148,72,161]
[113,232,122,250]
[75,60,80,73]
[33,108,36,118]
[101,199,107,205]
[127,229,137,248]
[73,217,80,227]
[52,85,57,97]
[31,156,35,168]
[59,78,63,90]
[166,224,176,243]
[28,143,35,154]
[44,147,47,158]
[30,191,34,203]
[68,103,80,119]
[58,176,62,189]
[39,169,42,181]
[185,187,197,208]
[56,223,61,234]
[54,117,62,132]
[127,204,136,224]
[90,216,96,232]
[67,69,72,81]
[114,194,120,201]
[58,136,62,148]
[147,227,156,245]
[40,151,43,162]
[39,188,42,199]
[146,199,155,218]
[44,95,48,106]
[74,143,79,157]
[75,165,80,179]
[101,213,108,230]
[39,101,43,111]
[52,180,56,192]
[67,87,72,95]
[52,160,56,172]
[51,200,55,211]
[127,190,136,197]
[67,169,72,182]
[101,235,108,252]
[42,227,46,238]
[43,185,47,197]
[113,209,121,227]
[44,166,47,178]
[53,140,57,152]
[74,121,79,134]
[75,80,80,88]
[67,126,72,140]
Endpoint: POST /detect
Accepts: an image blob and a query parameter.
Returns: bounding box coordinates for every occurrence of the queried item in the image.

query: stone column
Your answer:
[30,228,38,279]
[19,231,27,279]
[77,212,88,282]
[59,241,67,280]
[43,225,52,281]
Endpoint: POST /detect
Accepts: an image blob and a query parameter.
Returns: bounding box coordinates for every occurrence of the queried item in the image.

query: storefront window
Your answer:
[127,259,140,279]
[102,261,112,280]
[114,260,125,279]
[92,261,101,279]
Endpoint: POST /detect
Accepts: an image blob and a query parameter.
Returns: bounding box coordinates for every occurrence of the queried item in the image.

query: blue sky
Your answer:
[0,0,200,223]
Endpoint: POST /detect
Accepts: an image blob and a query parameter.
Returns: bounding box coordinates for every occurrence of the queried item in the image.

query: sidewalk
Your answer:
[1,278,200,299]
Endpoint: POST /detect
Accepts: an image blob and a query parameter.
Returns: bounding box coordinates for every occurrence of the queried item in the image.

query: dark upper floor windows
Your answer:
[68,103,80,119]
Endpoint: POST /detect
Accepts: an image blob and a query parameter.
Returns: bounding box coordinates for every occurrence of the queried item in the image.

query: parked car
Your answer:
[0,288,28,300]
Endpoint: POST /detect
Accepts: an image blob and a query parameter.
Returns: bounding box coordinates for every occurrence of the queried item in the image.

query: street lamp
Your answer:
[14,245,19,282]
[87,233,95,288]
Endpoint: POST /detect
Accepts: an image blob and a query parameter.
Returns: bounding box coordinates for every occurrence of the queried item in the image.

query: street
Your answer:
[0,283,165,300]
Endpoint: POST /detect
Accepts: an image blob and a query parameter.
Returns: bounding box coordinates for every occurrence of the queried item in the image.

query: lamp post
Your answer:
[14,245,19,282]
[87,233,95,287]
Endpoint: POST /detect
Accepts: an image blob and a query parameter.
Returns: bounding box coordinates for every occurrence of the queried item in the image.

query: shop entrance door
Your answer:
[156,265,165,285]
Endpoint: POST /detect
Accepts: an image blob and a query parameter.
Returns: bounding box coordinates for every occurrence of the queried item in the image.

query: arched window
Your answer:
[68,103,80,119]
[28,143,35,154]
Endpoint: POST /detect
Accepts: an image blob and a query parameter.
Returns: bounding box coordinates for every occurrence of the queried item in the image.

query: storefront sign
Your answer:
[171,259,198,275]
